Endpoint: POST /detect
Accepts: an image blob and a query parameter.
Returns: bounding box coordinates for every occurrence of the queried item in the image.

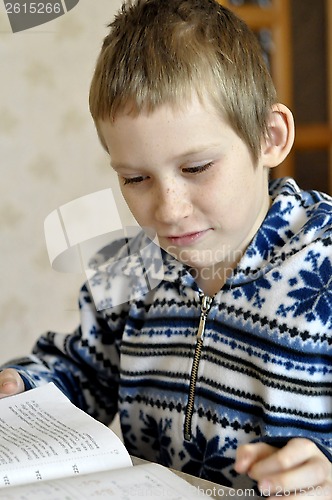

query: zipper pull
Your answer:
[197,294,213,339]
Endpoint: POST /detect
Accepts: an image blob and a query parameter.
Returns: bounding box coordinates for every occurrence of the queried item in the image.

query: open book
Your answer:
[0,383,212,499]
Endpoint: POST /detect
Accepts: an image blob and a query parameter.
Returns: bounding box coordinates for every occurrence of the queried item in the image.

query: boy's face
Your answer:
[99,96,271,285]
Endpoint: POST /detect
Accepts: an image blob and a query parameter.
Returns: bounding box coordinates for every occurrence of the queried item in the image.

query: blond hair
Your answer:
[89,0,277,161]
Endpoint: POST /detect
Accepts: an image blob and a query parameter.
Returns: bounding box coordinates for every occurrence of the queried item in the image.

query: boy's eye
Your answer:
[122,175,148,185]
[182,162,214,174]
[120,162,213,185]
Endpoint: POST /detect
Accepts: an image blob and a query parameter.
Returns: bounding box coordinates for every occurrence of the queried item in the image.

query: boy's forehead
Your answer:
[98,101,243,170]
[99,94,223,131]
[98,101,223,148]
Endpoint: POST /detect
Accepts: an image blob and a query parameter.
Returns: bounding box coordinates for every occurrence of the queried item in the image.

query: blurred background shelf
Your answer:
[218,0,332,193]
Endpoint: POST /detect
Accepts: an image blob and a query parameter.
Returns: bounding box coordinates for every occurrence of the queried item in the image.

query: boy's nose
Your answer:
[154,185,192,224]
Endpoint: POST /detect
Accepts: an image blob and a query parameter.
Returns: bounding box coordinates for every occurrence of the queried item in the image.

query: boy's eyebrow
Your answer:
[110,162,132,171]
[175,143,222,159]
[111,143,222,171]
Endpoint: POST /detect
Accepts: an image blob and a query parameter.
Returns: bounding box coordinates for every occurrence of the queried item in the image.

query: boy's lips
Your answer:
[164,229,212,246]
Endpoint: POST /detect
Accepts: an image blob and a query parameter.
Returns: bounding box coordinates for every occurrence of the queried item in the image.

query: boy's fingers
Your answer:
[238,439,332,496]
[256,455,331,496]
[249,439,327,480]
[234,442,277,474]
[0,368,24,398]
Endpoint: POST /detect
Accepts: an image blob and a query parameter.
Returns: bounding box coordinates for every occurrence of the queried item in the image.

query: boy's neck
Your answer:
[191,261,236,297]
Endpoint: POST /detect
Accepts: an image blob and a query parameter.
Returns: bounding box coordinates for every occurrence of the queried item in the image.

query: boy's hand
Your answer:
[234,438,332,499]
[0,368,24,398]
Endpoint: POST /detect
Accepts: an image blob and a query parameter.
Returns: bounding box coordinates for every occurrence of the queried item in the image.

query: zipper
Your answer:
[184,294,213,441]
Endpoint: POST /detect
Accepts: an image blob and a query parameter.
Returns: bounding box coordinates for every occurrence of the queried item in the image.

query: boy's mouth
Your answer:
[165,229,211,246]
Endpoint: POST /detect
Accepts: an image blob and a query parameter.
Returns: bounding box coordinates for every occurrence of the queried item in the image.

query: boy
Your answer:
[1,0,332,494]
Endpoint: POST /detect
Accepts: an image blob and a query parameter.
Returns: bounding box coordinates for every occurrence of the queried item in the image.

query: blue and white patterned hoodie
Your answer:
[4,177,332,489]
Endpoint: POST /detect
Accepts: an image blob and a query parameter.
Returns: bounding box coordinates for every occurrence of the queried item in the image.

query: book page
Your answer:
[0,463,217,499]
[0,383,132,488]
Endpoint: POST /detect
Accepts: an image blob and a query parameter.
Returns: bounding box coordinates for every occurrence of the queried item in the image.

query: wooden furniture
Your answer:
[217,0,332,192]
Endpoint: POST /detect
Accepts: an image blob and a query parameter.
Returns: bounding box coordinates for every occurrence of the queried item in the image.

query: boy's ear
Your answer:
[261,103,295,168]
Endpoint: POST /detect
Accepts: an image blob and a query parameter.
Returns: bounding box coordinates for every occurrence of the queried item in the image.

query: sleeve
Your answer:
[1,282,126,426]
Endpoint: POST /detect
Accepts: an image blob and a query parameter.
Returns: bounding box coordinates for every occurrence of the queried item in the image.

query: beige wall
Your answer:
[0,0,135,365]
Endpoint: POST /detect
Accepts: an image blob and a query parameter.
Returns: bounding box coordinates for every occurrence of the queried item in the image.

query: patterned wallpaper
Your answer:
[0,0,135,364]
